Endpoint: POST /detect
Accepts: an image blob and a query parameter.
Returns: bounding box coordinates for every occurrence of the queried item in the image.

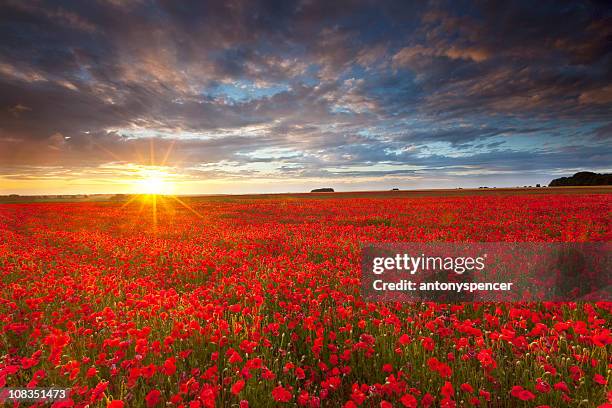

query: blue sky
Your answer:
[0,0,610,194]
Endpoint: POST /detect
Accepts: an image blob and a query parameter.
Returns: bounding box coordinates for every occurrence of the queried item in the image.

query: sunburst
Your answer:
[95,138,204,232]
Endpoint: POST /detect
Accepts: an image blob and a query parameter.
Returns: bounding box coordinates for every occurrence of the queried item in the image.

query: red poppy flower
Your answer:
[478,389,490,402]
[232,379,245,395]
[594,374,607,385]
[422,337,435,352]
[441,382,454,398]
[421,393,435,408]
[163,357,176,376]
[534,378,549,393]
[553,382,570,393]
[400,393,417,408]
[460,383,474,393]
[398,334,411,345]
[295,367,306,380]
[511,386,536,401]
[272,385,293,402]
[145,389,161,407]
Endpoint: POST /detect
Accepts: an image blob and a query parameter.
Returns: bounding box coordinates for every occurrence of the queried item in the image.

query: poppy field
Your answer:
[0,191,611,407]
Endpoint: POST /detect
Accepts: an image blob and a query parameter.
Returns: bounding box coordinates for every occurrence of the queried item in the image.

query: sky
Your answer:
[0,0,610,195]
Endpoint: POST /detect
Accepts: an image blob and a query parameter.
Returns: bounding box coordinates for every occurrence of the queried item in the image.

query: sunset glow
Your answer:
[132,169,175,195]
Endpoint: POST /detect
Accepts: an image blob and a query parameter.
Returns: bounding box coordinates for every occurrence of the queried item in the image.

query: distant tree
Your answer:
[311,188,334,193]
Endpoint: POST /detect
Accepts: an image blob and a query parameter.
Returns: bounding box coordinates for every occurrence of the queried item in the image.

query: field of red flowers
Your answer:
[0,191,611,407]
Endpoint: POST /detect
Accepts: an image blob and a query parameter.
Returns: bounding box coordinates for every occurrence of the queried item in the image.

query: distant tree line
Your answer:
[549,172,611,186]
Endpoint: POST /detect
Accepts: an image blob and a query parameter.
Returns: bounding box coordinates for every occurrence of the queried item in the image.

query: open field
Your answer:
[2,186,612,204]
[0,190,611,407]
[195,186,612,201]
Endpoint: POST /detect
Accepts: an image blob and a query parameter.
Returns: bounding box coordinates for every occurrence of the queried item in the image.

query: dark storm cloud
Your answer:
[0,0,610,189]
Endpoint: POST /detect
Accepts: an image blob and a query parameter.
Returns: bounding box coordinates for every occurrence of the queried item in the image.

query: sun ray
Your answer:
[137,195,147,216]
[157,195,176,217]
[168,195,204,219]
[149,138,156,167]
[91,139,125,163]
[151,194,157,232]
[160,139,176,167]
[121,193,140,208]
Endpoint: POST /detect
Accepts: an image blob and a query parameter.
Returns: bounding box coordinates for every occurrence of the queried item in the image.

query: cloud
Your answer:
[0,0,610,191]
[579,85,612,105]
[393,45,489,67]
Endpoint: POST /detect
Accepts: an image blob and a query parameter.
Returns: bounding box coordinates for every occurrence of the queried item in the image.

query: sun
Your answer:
[140,176,167,195]
[133,168,174,195]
